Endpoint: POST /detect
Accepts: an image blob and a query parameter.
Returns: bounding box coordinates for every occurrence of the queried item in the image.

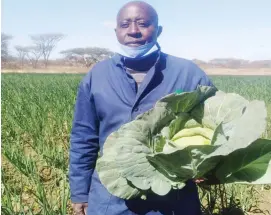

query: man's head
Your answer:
[115,1,162,47]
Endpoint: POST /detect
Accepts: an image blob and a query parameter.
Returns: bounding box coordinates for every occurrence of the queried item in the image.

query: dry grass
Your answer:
[204,68,271,76]
[2,66,271,76]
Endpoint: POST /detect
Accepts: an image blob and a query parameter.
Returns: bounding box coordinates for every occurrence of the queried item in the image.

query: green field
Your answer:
[1,74,271,215]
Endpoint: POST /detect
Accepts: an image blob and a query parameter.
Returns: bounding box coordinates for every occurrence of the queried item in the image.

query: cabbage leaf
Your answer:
[96,86,271,200]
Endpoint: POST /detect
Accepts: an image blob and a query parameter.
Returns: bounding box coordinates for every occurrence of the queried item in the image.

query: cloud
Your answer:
[101,20,116,29]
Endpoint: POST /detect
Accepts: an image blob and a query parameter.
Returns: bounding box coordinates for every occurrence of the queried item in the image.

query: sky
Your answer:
[2,0,271,61]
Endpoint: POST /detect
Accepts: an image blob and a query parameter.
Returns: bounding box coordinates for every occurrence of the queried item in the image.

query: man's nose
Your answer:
[128,22,141,37]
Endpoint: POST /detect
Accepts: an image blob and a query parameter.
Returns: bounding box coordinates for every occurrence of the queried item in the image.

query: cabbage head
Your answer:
[96,86,271,200]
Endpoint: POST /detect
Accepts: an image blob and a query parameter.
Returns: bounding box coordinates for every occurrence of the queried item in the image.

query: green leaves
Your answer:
[96,86,271,200]
[215,139,271,184]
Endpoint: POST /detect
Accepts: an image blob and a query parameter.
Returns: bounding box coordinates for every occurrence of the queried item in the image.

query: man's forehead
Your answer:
[117,2,157,22]
[118,7,150,21]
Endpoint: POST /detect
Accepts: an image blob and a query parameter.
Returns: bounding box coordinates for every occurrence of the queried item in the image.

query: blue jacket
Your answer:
[69,51,215,215]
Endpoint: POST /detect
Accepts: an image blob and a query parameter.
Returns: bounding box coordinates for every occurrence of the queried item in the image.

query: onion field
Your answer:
[1,73,271,215]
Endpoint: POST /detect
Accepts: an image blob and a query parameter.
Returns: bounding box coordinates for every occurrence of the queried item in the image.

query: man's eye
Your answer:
[120,23,129,28]
[138,22,150,27]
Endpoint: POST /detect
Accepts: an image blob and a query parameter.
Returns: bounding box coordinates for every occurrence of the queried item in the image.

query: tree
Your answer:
[1,33,13,62]
[84,47,114,64]
[15,45,29,68]
[25,46,43,68]
[60,47,114,67]
[60,48,86,67]
[30,33,65,67]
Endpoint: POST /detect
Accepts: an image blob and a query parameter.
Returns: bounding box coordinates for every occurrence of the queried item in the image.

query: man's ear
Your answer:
[157,26,163,37]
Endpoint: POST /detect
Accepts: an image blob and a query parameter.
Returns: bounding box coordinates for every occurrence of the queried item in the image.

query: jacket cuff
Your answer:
[71,194,89,203]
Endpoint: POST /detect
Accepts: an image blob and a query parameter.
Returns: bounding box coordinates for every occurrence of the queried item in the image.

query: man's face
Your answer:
[115,4,162,47]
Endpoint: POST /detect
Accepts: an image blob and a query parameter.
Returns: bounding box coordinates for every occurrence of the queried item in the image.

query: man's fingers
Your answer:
[194,178,205,184]
[72,204,85,215]
[72,203,88,215]
[73,210,85,215]
[73,208,85,215]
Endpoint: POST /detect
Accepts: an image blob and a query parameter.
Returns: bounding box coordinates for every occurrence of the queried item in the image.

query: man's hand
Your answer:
[194,178,205,184]
[72,203,88,215]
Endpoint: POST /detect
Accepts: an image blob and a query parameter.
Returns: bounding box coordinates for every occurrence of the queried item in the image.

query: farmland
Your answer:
[1,73,271,215]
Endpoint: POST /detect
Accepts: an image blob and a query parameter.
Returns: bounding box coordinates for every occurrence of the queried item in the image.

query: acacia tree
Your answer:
[25,45,43,68]
[15,45,29,68]
[1,33,13,62]
[60,48,86,67]
[60,47,114,67]
[30,33,64,67]
[84,47,114,64]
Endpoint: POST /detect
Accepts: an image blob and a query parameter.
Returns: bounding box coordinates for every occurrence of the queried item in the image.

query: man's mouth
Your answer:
[126,41,146,47]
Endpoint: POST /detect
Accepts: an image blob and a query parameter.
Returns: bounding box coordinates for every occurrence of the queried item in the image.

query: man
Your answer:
[69,1,216,215]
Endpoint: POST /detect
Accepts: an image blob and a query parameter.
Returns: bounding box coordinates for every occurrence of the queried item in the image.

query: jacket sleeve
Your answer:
[69,72,100,203]
[192,62,217,89]
[199,73,216,88]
